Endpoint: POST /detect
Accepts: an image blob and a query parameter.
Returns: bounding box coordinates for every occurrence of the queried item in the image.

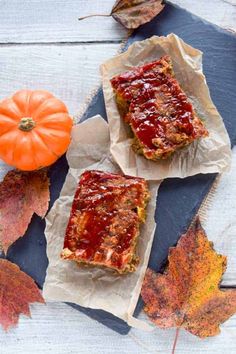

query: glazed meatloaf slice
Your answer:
[61,170,150,273]
[110,55,209,160]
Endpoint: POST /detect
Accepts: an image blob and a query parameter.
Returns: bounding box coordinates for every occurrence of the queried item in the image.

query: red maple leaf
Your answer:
[0,169,50,253]
[0,259,44,331]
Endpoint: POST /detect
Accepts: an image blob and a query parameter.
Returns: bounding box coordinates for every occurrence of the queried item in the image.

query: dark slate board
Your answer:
[2,3,236,335]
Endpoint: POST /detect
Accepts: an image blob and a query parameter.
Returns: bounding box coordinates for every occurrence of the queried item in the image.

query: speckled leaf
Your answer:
[141,217,236,338]
[0,259,44,331]
[111,0,165,29]
[0,169,50,253]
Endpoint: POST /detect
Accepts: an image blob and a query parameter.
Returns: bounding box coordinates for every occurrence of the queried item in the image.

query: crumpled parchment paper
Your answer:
[43,116,160,330]
[101,33,231,180]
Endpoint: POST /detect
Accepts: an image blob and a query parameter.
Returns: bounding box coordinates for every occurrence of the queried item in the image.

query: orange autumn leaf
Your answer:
[111,0,165,29]
[0,169,50,253]
[141,217,236,338]
[0,259,44,331]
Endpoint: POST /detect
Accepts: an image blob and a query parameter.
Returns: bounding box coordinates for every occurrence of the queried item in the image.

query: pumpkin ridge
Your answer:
[0,132,16,164]
[0,125,17,138]
[0,99,22,120]
[0,128,20,141]
[12,132,25,166]
[0,115,18,136]
[13,133,38,171]
[32,98,68,121]
[36,122,72,133]
[31,129,57,156]
[27,134,40,171]
[28,93,54,119]
[34,130,59,158]
[0,113,20,124]
[35,112,72,125]
[28,90,54,115]
[35,126,70,138]
[31,130,59,168]
[12,90,32,117]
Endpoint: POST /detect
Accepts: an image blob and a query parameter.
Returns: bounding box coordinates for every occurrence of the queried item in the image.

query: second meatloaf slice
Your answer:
[110,55,209,160]
[61,170,150,273]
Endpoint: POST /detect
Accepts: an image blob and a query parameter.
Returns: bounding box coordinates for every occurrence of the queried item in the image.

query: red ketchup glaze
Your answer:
[111,58,196,152]
[63,170,146,270]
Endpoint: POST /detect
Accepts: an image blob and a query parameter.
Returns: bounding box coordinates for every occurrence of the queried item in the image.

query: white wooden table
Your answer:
[0,1,236,353]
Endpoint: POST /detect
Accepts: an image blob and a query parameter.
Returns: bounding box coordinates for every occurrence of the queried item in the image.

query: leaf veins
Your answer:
[0,169,50,253]
[141,217,236,338]
[0,259,44,331]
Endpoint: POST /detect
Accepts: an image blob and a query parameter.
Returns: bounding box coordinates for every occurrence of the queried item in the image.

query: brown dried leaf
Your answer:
[141,217,236,338]
[0,259,44,331]
[0,169,50,253]
[111,0,165,29]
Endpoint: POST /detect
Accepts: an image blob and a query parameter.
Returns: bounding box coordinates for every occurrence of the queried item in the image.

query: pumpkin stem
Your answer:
[19,117,35,132]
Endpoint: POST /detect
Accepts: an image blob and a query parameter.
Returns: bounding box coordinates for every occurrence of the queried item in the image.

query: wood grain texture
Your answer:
[0,44,118,116]
[0,302,235,353]
[0,0,127,43]
[0,0,234,44]
[201,147,236,286]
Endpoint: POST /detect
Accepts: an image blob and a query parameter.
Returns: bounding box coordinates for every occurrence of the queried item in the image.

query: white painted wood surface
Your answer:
[0,0,127,43]
[0,0,235,44]
[1,303,236,354]
[202,147,236,286]
[0,44,118,116]
[0,1,236,353]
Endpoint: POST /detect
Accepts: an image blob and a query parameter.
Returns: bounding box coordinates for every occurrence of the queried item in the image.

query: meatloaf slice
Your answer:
[61,170,150,273]
[111,55,208,160]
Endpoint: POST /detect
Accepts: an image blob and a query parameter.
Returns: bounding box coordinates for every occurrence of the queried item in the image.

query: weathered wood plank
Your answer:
[0,43,119,115]
[0,0,234,44]
[0,302,235,353]
[0,0,127,43]
[201,147,236,286]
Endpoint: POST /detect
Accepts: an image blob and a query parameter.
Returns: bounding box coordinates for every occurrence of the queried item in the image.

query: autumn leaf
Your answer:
[141,217,236,338]
[111,0,165,29]
[79,0,165,30]
[0,169,50,253]
[0,259,44,331]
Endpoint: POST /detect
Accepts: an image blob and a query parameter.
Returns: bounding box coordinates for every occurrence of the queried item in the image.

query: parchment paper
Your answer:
[43,115,160,330]
[101,33,231,180]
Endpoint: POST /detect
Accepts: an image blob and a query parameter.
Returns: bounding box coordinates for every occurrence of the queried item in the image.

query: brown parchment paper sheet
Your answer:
[43,116,160,330]
[101,33,231,180]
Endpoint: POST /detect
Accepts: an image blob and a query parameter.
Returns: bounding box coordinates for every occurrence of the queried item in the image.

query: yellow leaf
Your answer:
[141,217,236,338]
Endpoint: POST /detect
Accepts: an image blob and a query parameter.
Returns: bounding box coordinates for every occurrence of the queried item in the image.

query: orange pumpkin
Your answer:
[0,90,73,171]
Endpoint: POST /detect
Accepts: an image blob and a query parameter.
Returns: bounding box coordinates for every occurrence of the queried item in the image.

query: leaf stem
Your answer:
[78,14,110,21]
[171,328,180,354]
